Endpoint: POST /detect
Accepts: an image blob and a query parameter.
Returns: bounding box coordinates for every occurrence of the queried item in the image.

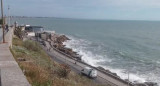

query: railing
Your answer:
[51,46,134,86]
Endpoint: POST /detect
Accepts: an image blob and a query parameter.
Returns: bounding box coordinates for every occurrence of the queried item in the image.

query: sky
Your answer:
[3,0,160,20]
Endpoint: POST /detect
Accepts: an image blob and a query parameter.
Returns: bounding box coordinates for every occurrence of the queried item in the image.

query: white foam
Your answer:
[63,36,158,85]
[63,37,109,66]
[108,68,146,82]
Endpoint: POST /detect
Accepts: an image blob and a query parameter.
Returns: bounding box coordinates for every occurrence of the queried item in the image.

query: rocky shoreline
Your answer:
[35,31,82,61]
[34,31,158,86]
[35,31,122,75]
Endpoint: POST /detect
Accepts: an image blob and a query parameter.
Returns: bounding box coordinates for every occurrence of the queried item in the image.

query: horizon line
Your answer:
[10,16,160,22]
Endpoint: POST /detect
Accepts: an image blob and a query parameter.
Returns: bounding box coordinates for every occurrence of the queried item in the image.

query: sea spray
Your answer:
[63,36,148,83]
[13,17,160,85]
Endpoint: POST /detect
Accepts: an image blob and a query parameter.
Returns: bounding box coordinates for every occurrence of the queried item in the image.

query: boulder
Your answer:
[134,83,148,86]
[97,66,105,70]
[112,73,118,76]
[17,58,26,62]
[144,82,158,86]
[56,35,70,44]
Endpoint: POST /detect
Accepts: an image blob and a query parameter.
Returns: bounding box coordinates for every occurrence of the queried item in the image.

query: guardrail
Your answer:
[51,47,135,86]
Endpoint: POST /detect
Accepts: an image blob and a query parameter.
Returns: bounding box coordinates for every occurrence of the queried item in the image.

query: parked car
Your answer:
[81,67,97,78]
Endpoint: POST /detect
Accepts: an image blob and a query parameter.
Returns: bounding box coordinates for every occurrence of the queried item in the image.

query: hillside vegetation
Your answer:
[11,36,108,86]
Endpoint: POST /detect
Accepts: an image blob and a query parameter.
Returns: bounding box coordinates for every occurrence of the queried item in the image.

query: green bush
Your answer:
[12,37,23,46]
[23,40,41,52]
[56,64,71,78]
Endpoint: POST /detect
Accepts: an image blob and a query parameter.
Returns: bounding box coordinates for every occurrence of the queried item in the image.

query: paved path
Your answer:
[0,29,2,41]
[42,45,132,86]
[0,28,30,86]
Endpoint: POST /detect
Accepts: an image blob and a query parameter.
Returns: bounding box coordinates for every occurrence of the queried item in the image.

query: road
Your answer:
[41,45,133,86]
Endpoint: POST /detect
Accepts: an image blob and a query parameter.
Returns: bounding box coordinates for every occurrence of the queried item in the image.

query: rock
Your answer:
[17,58,26,61]
[41,33,47,40]
[134,82,158,86]
[144,82,158,86]
[97,66,105,70]
[112,73,118,76]
[51,34,59,41]
[71,54,81,60]
[124,79,129,81]
[134,83,148,86]
[105,69,111,73]
[96,66,120,78]
[37,32,82,61]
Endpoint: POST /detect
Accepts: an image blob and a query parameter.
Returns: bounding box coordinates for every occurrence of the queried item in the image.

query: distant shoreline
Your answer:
[11,16,160,22]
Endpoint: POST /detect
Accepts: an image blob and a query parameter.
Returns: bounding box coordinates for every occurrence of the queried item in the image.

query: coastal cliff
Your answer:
[11,27,108,86]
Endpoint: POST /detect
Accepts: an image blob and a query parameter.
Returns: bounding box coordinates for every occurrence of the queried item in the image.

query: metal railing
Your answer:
[51,46,134,86]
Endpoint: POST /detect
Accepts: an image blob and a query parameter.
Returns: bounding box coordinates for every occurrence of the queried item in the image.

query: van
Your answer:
[81,67,97,78]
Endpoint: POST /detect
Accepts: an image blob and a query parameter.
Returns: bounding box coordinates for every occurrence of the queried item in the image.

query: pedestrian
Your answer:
[14,21,18,28]
[5,24,9,32]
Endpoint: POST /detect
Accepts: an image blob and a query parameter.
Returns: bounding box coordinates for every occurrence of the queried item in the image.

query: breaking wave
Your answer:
[63,36,148,84]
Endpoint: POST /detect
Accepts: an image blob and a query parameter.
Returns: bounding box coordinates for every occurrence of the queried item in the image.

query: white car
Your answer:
[81,67,97,78]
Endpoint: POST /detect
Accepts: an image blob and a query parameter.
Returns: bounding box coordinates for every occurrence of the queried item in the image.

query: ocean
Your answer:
[12,17,160,85]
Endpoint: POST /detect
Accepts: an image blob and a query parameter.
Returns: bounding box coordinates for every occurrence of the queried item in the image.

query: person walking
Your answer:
[5,24,9,32]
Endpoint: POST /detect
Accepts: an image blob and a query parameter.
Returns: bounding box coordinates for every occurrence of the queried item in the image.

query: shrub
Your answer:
[21,62,51,86]
[23,40,41,52]
[12,37,23,46]
[56,64,71,78]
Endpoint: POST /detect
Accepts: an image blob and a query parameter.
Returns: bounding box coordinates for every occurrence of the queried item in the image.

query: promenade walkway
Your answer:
[0,28,30,86]
[0,30,2,41]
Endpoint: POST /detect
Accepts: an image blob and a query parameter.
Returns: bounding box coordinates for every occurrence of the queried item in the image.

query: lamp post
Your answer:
[8,5,10,27]
[1,0,5,43]
[128,71,130,86]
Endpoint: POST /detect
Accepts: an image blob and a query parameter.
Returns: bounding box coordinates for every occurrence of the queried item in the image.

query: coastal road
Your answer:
[42,45,132,86]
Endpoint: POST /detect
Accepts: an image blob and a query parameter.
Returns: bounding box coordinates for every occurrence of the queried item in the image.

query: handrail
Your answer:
[51,46,134,86]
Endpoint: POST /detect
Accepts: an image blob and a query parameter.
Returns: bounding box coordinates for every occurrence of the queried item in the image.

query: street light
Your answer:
[128,71,130,86]
[1,0,5,43]
[8,5,10,27]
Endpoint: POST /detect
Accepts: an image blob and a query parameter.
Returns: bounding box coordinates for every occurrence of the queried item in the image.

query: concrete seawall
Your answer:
[0,28,30,86]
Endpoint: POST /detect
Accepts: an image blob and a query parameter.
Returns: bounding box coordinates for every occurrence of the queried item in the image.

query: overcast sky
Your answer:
[3,0,160,20]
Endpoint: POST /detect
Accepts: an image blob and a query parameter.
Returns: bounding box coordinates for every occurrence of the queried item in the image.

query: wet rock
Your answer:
[96,66,120,78]
[144,82,158,86]
[56,35,70,44]
[134,82,158,86]
[71,54,82,60]
[124,79,129,81]
[97,66,105,70]
[134,83,148,86]
[105,69,111,73]
[112,73,118,76]
[37,32,82,61]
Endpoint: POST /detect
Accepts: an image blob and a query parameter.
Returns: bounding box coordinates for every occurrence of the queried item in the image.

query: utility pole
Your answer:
[1,0,5,43]
[128,71,130,86]
[8,5,10,27]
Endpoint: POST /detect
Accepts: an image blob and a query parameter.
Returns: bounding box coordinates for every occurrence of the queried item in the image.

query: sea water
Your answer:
[12,18,160,85]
